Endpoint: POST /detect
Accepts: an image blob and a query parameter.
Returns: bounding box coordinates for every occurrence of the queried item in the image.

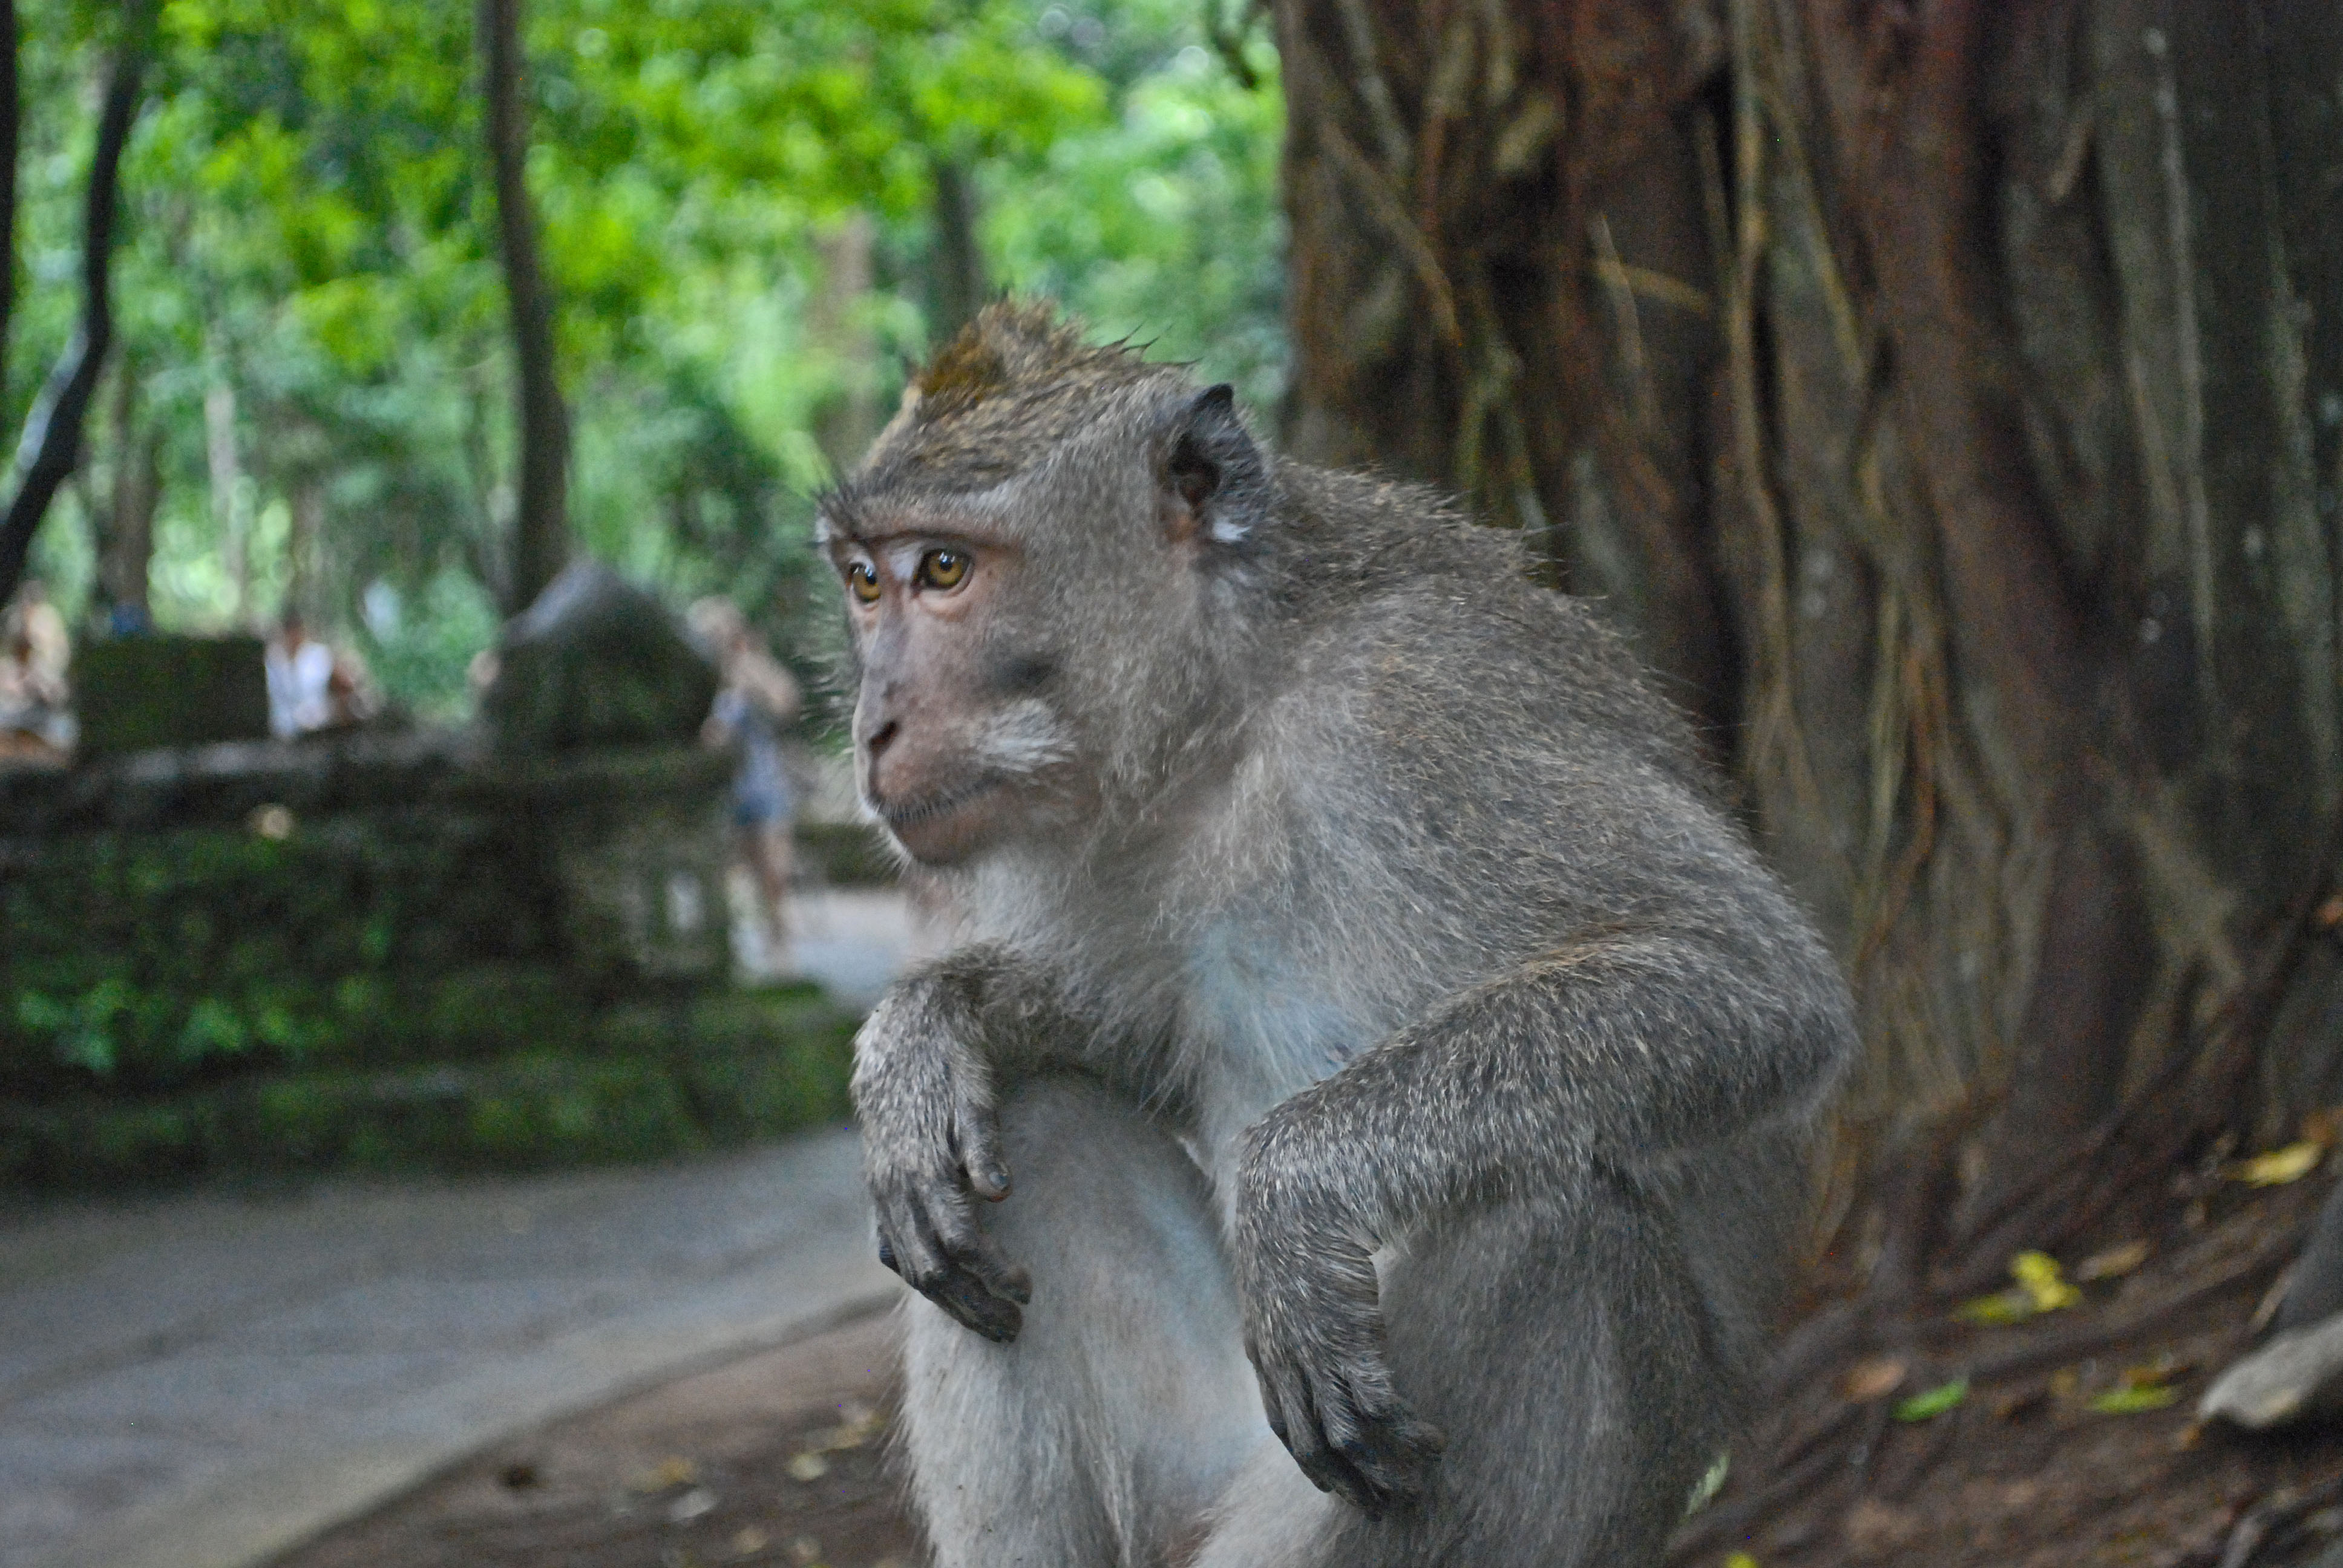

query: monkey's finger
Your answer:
[1326,1395,1443,1512]
[931,1267,1024,1342]
[921,1182,1032,1304]
[1305,1391,1395,1517]
[952,1096,1011,1201]
[1260,1361,1365,1509]
[903,1200,1026,1341]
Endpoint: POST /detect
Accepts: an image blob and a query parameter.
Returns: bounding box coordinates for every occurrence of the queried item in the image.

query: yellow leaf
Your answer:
[2011,1251,2083,1313]
[2074,1240,2149,1281]
[2235,1141,2324,1187]
[1956,1289,2035,1325]
[1725,1554,1761,1568]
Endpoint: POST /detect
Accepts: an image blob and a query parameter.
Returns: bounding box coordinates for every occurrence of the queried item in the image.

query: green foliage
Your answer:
[11,0,1286,688]
[0,988,858,1186]
[0,816,555,1093]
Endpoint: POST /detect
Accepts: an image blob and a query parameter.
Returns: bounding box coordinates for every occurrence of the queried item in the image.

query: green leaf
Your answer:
[1892,1377,1970,1422]
[2088,1382,2178,1414]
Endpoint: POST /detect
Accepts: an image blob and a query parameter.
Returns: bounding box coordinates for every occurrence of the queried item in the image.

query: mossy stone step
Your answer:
[0,987,859,1188]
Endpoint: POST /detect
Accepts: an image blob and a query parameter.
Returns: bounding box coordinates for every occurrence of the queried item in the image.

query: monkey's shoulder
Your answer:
[1271,569,1708,798]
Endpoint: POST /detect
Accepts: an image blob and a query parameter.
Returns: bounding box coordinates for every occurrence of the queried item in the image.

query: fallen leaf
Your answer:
[2315,895,2343,932]
[1724,1554,1760,1568]
[667,1486,718,1524]
[1893,1377,1969,1422]
[731,1527,770,1557]
[2233,1141,2324,1187]
[1843,1357,1909,1401]
[2304,1106,2343,1149]
[2012,1251,2083,1312]
[1956,1289,2035,1325]
[785,1451,830,1482]
[802,1399,886,1454]
[631,1456,699,1493]
[2089,1383,2179,1414]
[789,1537,824,1566]
[2074,1240,2150,1282]
[2171,1420,2204,1451]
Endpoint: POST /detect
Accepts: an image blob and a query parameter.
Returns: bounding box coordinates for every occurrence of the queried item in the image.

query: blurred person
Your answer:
[265,612,334,737]
[0,579,71,757]
[689,596,802,959]
[326,641,381,729]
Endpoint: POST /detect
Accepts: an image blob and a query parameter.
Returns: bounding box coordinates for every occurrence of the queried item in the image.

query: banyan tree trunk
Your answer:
[1276,0,2343,1293]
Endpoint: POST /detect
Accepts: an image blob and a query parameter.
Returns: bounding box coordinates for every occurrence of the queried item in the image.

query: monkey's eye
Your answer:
[916,549,970,592]
[847,561,881,604]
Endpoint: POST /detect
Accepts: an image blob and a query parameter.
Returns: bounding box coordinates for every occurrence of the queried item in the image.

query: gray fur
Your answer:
[823,304,1855,1567]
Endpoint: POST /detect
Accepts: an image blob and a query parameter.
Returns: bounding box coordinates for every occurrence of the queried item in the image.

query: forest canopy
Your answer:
[6,0,1283,716]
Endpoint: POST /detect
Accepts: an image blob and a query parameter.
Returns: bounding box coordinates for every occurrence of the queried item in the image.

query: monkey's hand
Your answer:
[1234,1126,1446,1518]
[852,981,1033,1343]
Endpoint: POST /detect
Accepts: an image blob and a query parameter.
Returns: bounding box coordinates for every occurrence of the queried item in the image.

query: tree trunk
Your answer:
[477,0,569,616]
[928,160,988,347]
[96,351,158,626]
[203,327,247,622]
[0,15,145,612]
[0,0,19,409]
[1276,0,2343,1288]
[813,212,883,475]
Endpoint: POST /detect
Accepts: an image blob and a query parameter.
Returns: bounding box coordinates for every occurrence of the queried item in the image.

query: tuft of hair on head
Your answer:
[855,299,1168,492]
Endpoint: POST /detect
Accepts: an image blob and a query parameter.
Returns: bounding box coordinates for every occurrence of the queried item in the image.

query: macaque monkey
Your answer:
[820,302,1853,1567]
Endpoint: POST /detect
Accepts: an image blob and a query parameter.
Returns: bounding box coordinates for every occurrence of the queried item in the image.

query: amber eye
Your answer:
[916,549,969,592]
[847,561,881,604]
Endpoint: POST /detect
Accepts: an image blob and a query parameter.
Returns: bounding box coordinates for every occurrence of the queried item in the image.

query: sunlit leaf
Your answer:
[2074,1240,2149,1282]
[1892,1377,1969,1422]
[2011,1251,2083,1313]
[2088,1382,2178,1414]
[2233,1141,2324,1187]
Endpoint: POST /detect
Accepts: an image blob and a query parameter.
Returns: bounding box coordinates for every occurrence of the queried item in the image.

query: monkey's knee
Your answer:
[899,1077,1262,1568]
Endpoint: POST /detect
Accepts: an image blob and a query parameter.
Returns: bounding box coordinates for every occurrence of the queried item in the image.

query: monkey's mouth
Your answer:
[871,774,1004,834]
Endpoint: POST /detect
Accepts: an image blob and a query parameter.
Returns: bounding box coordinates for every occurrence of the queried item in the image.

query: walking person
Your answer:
[690,598,802,970]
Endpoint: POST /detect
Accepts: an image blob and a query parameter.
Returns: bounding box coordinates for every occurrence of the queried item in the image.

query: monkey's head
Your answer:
[818,301,1273,867]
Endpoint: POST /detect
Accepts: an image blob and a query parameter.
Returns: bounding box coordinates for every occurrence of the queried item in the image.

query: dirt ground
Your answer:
[270,1177,2343,1568]
[270,1312,921,1568]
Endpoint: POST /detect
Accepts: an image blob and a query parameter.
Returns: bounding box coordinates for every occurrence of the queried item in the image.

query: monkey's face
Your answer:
[826,515,1086,866]
[822,372,1269,868]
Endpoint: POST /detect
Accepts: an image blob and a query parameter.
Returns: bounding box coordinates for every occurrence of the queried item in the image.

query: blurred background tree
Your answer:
[2,0,1283,717]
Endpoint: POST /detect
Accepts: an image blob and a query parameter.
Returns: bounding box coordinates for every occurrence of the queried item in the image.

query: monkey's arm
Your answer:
[852,941,1116,1341]
[1233,916,1853,1514]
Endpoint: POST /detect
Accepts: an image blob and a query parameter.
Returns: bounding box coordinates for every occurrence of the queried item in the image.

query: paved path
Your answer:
[0,886,923,1568]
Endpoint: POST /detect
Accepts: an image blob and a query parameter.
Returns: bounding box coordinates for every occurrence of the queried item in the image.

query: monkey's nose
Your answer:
[865,718,901,758]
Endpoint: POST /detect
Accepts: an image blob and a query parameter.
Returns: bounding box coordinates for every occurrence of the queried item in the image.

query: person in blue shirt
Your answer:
[690,598,802,963]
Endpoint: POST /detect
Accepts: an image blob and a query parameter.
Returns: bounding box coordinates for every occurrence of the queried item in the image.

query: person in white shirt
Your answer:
[265,613,334,737]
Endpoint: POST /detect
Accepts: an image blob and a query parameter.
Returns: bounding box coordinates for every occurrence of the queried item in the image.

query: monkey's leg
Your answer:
[899,1076,1262,1568]
[1197,1180,1730,1568]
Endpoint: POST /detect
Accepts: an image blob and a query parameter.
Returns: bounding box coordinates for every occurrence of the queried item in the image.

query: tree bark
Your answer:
[0,17,145,612]
[0,0,19,410]
[95,350,158,626]
[477,0,569,616]
[1277,0,2343,1286]
[928,160,988,347]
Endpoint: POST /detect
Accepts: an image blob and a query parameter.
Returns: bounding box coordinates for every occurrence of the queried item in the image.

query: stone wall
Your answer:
[0,728,858,1186]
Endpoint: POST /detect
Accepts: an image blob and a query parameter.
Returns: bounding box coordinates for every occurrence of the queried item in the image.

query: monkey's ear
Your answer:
[1164,384,1269,547]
